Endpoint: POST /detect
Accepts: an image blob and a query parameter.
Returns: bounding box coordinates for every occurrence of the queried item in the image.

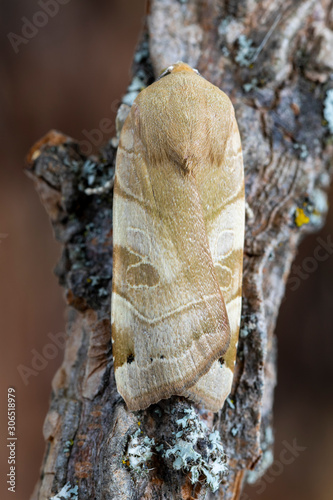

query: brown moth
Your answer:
[111,62,244,412]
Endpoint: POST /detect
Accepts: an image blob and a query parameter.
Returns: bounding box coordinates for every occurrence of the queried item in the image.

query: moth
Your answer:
[111,62,244,412]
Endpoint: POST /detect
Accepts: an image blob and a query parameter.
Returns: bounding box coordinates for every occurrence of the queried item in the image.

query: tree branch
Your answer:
[28,1,332,498]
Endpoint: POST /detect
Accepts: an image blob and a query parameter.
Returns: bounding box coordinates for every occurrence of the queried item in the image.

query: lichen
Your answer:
[218,17,232,36]
[293,143,309,159]
[50,482,78,500]
[134,40,149,64]
[123,424,155,475]
[293,193,326,229]
[294,207,310,227]
[239,315,256,339]
[221,46,230,57]
[231,426,238,437]
[308,189,328,227]
[63,439,74,454]
[78,158,114,195]
[243,78,258,93]
[122,76,146,107]
[323,88,333,133]
[163,408,227,493]
[235,35,256,67]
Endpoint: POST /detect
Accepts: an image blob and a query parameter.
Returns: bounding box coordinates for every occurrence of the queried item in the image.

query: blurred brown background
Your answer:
[0,1,332,499]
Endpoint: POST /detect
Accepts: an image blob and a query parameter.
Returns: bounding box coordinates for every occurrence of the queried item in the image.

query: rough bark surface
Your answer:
[28,1,333,499]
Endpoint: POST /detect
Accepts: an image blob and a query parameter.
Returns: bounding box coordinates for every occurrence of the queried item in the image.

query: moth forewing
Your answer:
[183,114,245,411]
[111,62,244,411]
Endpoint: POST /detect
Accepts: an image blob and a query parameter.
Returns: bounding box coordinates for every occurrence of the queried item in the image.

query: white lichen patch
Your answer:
[239,314,257,339]
[293,143,309,159]
[312,188,328,215]
[63,439,74,453]
[243,78,258,93]
[78,158,115,195]
[235,35,256,67]
[50,482,78,500]
[309,188,328,227]
[134,40,149,64]
[123,425,155,474]
[324,88,333,133]
[163,408,227,493]
[292,190,327,229]
[218,17,244,45]
[122,76,146,107]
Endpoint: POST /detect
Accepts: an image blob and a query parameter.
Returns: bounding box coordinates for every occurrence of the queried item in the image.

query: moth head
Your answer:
[158,61,200,80]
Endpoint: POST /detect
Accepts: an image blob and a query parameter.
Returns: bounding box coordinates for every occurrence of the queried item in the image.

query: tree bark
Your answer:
[27,1,333,499]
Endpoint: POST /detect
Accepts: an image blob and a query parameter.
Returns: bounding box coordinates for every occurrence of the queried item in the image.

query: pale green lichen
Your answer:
[243,78,258,93]
[163,408,227,493]
[166,440,201,469]
[323,88,333,133]
[122,76,146,107]
[78,158,114,195]
[218,17,233,36]
[235,35,256,67]
[123,426,155,474]
[221,46,230,57]
[63,439,74,454]
[239,315,256,339]
[134,40,149,64]
[231,426,238,437]
[50,482,78,500]
[293,143,309,159]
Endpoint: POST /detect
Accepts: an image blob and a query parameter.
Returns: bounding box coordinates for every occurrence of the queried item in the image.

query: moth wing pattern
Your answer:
[111,63,244,411]
[182,115,245,411]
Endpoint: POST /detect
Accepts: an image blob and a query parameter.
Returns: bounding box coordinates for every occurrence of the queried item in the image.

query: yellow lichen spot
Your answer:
[295,207,310,227]
[137,422,141,426]
[87,278,92,283]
